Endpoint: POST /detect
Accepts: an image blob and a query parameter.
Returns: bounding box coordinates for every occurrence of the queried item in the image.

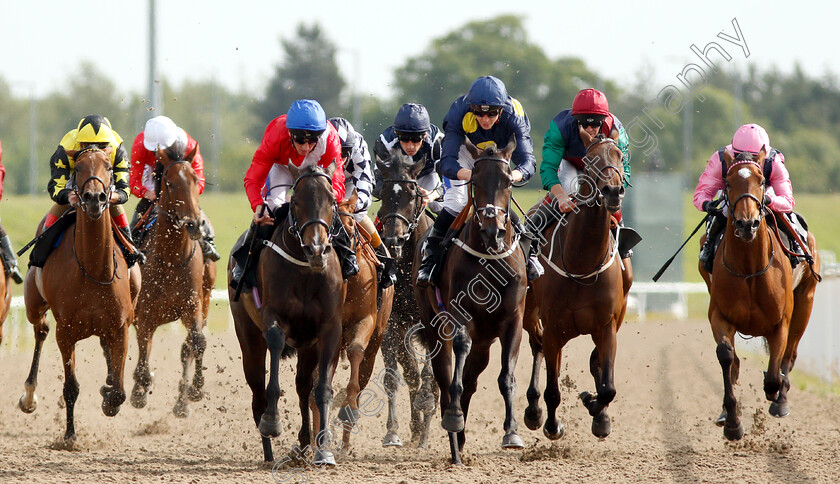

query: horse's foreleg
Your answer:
[441,325,471,435]
[99,337,114,387]
[417,360,438,449]
[258,322,287,439]
[380,329,405,447]
[295,348,318,452]
[580,328,617,438]
[101,323,128,417]
[19,316,49,414]
[131,322,156,409]
[312,320,341,467]
[188,320,207,402]
[232,311,270,461]
[499,322,524,449]
[542,335,565,441]
[456,343,491,452]
[714,328,744,440]
[57,332,79,444]
[338,338,367,451]
[765,320,790,418]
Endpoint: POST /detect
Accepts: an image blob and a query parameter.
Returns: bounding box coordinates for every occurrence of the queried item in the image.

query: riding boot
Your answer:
[374,244,397,289]
[699,214,724,273]
[230,206,282,290]
[0,234,24,284]
[131,198,154,244]
[332,217,360,279]
[199,216,221,262]
[119,225,146,267]
[510,211,544,281]
[416,209,456,288]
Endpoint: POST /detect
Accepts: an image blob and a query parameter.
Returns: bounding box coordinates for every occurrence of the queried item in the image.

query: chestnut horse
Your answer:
[700,148,820,440]
[523,134,631,440]
[130,144,217,417]
[375,149,438,448]
[229,162,349,465]
[19,147,141,444]
[413,138,527,465]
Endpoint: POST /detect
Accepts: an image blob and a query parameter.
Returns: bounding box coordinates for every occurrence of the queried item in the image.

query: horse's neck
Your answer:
[557,205,612,269]
[723,218,773,272]
[75,211,116,276]
[151,200,194,260]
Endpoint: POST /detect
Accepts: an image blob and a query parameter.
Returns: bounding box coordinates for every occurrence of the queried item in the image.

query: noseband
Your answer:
[159,159,196,229]
[577,138,625,207]
[378,178,424,243]
[724,160,767,214]
[470,158,511,226]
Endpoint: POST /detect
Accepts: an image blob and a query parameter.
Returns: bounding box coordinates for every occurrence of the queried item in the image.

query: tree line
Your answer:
[1,15,837,195]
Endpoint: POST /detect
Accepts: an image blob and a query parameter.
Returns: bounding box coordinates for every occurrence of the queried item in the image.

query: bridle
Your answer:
[724,159,767,216]
[158,159,198,230]
[287,170,336,247]
[575,137,626,208]
[73,147,115,215]
[469,157,512,227]
[378,177,425,245]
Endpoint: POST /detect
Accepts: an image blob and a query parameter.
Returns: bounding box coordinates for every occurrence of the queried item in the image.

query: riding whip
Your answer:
[233,204,267,302]
[652,213,709,282]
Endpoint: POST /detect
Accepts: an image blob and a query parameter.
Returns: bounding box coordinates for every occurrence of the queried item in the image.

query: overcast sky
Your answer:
[2,1,836,101]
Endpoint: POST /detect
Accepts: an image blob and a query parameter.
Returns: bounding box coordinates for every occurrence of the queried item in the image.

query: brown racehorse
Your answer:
[130,144,217,417]
[228,162,345,465]
[700,148,820,440]
[523,134,631,440]
[19,147,141,444]
[331,194,394,454]
[413,138,528,465]
[375,149,438,448]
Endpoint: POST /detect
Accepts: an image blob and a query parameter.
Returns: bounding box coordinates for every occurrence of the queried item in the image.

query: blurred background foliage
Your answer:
[1,15,838,195]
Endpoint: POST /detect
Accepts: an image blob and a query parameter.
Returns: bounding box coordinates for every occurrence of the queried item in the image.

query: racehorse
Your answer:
[700,148,820,440]
[130,144,217,417]
[413,137,528,465]
[522,133,631,440]
[375,149,438,448]
[228,162,344,465]
[19,147,141,444]
[331,193,395,453]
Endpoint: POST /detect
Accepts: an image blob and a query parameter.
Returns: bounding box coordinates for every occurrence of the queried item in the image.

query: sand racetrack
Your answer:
[1,305,838,483]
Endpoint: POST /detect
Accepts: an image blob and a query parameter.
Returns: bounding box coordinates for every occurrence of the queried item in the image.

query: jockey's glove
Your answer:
[702,199,722,214]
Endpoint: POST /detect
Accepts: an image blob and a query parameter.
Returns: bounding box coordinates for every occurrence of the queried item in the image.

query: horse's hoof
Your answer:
[524,405,544,431]
[382,432,403,447]
[312,450,336,467]
[102,401,122,417]
[723,423,745,441]
[579,391,597,409]
[715,409,727,427]
[173,400,191,419]
[338,405,360,424]
[543,420,565,440]
[592,413,611,438]
[441,409,464,433]
[502,431,525,449]
[187,385,204,402]
[416,436,430,450]
[130,387,148,409]
[19,394,37,413]
[769,401,790,418]
[63,433,78,449]
[258,415,283,438]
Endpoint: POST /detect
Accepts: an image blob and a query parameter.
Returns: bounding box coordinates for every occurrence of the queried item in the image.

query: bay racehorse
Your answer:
[523,133,631,440]
[19,147,141,444]
[413,137,527,465]
[375,149,438,448]
[700,148,820,440]
[228,162,344,465]
[130,144,217,417]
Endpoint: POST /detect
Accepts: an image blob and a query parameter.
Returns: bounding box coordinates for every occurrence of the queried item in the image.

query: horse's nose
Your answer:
[98,192,108,204]
[184,220,197,231]
[383,236,401,248]
[303,243,325,258]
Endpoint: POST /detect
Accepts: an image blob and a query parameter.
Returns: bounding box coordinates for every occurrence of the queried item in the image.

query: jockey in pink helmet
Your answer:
[694,123,801,271]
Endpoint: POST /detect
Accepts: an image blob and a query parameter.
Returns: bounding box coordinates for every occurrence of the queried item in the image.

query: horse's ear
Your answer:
[722,148,735,166]
[288,162,301,181]
[500,134,517,160]
[408,154,426,179]
[102,145,114,156]
[375,154,390,175]
[186,143,198,162]
[464,136,481,159]
[65,149,78,158]
[609,127,620,141]
[325,159,337,178]
[756,147,767,164]
[345,188,359,209]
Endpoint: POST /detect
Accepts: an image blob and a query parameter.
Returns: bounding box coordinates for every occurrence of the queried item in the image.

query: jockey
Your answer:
[373,103,446,213]
[535,88,635,257]
[0,139,23,283]
[231,99,358,286]
[36,115,144,267]
[695,123,802,271]
[329,116,396,288]
[416,75,541,287]
[129,115,221,262]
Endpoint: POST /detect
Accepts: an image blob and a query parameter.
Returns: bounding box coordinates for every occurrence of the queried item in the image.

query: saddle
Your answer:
[28,211,139,268]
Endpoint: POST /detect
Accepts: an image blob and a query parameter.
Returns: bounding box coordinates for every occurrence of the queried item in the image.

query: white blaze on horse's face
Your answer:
[738,167,752,180]
[392,184,402,195]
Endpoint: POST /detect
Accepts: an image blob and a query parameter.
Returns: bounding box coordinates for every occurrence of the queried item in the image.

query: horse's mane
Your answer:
[162,137,188,161]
